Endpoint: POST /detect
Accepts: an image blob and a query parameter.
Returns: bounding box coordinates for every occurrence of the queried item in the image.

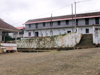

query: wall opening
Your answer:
[35,32,38,37]
[86,29,89,33]
[67,31,71,33]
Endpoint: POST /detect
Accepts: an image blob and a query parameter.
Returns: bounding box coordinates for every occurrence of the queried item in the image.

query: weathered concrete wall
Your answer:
[93,26,100,44]
[17,33,82,48]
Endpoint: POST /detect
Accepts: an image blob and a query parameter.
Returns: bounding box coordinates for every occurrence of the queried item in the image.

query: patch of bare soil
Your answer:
[0,48,100,75]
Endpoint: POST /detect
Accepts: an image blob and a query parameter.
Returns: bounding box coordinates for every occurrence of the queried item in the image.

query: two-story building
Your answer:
[9,26,25,38]
[23,12,100,38]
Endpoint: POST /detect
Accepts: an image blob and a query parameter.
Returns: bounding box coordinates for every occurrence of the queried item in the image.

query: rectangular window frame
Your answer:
[50,22,53,26]
[85,18,89,25]
[29,24,31,28]
[67,31,71,33]
[58,21,61,25]
[43,22,45,27]
[28,32,31,36]
[35,23,38,29]
[66,20,69,25]
[95,17,99,24]
[86,29,89,33]
[76,19,78,25]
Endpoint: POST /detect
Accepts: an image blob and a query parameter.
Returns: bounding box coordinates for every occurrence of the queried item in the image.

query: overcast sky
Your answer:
[0,0,100,27]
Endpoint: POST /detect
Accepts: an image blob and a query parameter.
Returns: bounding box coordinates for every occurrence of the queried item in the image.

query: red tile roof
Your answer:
[24,11,100,24]
[17,26,25,29]
[0,19,20,33]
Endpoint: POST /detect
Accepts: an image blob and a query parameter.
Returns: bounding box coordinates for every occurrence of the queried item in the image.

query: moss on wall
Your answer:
[17,33,81,48]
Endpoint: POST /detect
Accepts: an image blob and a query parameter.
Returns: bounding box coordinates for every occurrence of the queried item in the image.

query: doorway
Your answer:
[35,32,38,37]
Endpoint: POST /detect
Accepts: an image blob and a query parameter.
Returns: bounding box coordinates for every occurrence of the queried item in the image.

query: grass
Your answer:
[0,48,100,75]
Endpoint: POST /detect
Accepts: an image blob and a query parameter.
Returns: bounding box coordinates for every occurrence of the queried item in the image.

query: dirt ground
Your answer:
[0,48,100,75]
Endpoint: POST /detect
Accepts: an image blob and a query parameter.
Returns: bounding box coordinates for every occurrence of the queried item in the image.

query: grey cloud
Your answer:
[0,0,33,13]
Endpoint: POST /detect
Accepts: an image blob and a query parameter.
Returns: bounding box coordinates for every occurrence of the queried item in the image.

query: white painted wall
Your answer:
[23,28,74,37]
[1,43,17,50]
[93,26,100,44]
[23,26,94,38]
[78,27,93,34]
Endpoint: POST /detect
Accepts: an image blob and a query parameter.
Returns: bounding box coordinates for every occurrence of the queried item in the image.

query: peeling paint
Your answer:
[17,33,81,48]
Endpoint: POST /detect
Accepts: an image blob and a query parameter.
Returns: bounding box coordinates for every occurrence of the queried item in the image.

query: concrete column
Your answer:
[93,24,96,44]
[77,25,78,33]
[15,32,17,43]
[0,30,2,42]
[93,24,95,35]
[3,33,5,43]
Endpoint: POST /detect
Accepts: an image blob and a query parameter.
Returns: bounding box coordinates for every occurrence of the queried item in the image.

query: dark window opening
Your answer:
[76,29,77,32]
[19,29,24,34]
[76,19,78,25]
[67,31,71,33]
[43,22,45,27]
[58,21,61,25]
[66,20,69,25]
[29,24,31,28]
[85,18,89,25]
[35,32,38,37]
[28,32,31,36]
[35,23,38,29]
[95,17,99,24]
[50,22,53,26]
[86,29,89,33]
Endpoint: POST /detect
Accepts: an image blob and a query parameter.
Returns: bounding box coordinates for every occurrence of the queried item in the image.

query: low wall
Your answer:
[17,33,82,48]
[93,26,100,44]
[1,43,17,51]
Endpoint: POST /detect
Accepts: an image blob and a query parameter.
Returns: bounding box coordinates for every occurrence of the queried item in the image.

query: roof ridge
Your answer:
[27,11,100,21]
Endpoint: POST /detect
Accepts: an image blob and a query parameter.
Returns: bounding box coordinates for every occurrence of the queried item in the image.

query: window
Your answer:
[43,22,45,27]
[66,20,69,25]
[28,32,31,36]
[50,22,53,26]
[86,29,89,33]
[67,31,71,33]
[76,19,78,25]
[35,23,38,29]
[58,21,61,25]
[85,18,89,25]
[29,24,31,28]
[95,17,99,24]
[19,29,24,34]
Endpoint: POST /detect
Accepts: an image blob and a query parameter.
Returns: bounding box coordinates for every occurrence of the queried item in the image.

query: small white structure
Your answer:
[93,25,100,45]
[1,43,17,53]
[0,19,20,53]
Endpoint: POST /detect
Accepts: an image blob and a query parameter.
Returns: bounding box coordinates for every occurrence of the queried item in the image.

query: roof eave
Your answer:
[24,15,100,25]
